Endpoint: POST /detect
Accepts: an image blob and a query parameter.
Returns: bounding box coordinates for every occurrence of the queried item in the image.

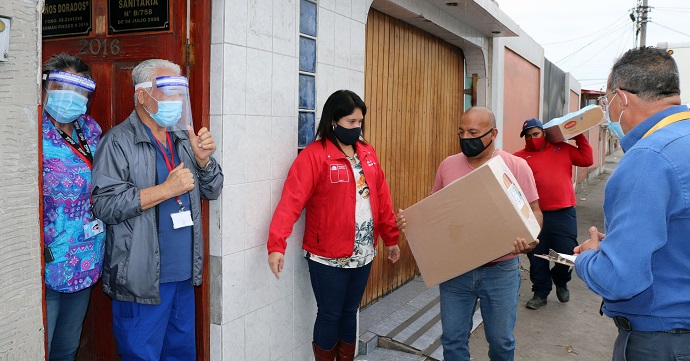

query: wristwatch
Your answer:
[198,157,215,172]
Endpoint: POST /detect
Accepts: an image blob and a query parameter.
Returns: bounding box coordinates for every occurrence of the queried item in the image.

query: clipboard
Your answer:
[534,249,576,267]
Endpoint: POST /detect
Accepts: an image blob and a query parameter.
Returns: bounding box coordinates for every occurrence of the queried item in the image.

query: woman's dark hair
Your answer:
[43,53,92,79]
[315,90,367,150]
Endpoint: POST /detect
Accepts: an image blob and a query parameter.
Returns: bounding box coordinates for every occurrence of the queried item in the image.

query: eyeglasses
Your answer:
[598,88,638,112]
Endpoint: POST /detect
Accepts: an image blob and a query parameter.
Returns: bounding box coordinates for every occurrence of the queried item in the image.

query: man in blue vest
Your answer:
[575,46,690,361]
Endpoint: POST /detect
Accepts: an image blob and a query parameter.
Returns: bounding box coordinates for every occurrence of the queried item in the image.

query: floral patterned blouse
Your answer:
[306,154,376,268]
[42,113,105,293]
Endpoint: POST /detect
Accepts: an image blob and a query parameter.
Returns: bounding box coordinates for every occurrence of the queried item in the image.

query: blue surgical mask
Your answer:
[604,93,625,139]
[45,90,88,123]
[144,91,183,127]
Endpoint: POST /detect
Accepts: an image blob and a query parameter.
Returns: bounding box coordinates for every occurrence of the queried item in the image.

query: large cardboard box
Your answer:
[403,156,541,287]
[544,105,604,143]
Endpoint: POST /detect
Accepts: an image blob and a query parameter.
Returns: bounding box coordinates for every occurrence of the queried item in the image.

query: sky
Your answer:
[496,0,690,91]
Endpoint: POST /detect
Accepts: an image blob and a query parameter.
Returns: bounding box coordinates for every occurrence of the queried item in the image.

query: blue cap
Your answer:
[520,118,543,137]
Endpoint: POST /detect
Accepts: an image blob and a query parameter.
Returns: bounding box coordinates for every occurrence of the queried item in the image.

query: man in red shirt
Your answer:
[514,118,593,310]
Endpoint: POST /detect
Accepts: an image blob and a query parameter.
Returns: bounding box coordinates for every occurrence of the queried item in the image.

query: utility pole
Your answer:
[640,0,649,46]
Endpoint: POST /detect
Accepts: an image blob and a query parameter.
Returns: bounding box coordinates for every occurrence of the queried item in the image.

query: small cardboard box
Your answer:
[403,156,541,287]
[544,105,604,143]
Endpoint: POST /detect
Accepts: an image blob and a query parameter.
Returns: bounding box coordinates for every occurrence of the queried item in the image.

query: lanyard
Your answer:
[642,111,690,138]
[153,132,185,211]
[54,121,93,168]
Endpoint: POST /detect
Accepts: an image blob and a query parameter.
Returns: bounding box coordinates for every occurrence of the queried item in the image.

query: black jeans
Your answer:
[307,258,373,350]
[527,207,578,298]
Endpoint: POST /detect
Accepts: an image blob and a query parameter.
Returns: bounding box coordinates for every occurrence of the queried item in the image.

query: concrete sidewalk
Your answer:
[356,150,624,361]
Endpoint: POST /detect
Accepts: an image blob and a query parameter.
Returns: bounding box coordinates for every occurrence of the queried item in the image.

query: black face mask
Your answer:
[459,128,494,158]
[334,125,362,146]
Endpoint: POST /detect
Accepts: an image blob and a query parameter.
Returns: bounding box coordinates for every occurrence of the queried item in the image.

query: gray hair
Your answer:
[43,53,92,79]
[132,59,181,86]
[607,47,680,102]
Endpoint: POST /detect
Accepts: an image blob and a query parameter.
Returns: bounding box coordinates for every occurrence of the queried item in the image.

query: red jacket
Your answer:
[514,133,593,211]
[267,139,399,257]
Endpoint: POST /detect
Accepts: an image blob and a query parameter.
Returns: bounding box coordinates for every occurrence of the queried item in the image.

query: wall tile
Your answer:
[270,296,295,360]
[246,308,271,361]
[211,0,224,44]
[351,0,369,24]
[334,0,352,18]
[210,255,223,324]
[245,245,272,314]
[209,193,223,257]
[349,70,365,98]
[246,49,273,116]
[333,65,351,94]
[245,115,272,182]
[248,0,274,51]
[320,0,336,12]
[350,20,366,71]
[211,323,222,361]
[273,0,297,57]
[210,44,224,116]
[222,251,246,321]
[272,55,297,117]
[315,63,334,117]
[276,351,294,361]
[222,115,247,186]
[223,317,246,361]
[333,15,351,69]
[271,116,297,179]
[225,0,248,46]
[223,44,247,115]
[222,183,246,255]
[245,181,271,248]
[317,9,335,66]
[292,342,314,361]
[293,264,317,347]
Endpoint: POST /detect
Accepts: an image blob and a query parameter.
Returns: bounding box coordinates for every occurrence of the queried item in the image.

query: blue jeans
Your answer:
[307,258,373,350]
[613,328,690,361]
[111,280,195,361]
[46,287,92,361]
[439,257,521,361]
[527,207,578,298]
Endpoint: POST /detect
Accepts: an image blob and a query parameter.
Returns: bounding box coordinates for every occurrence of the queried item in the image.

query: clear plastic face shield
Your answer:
[135,75,193,131]
[42,70,96,124]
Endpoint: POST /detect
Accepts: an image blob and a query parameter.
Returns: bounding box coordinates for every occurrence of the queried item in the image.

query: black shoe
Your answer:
[526,296,547,310]
[556,285,570,303]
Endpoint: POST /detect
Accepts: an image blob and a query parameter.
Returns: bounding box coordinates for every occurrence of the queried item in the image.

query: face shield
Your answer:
[135,75,193,132]
[42,70,96,124]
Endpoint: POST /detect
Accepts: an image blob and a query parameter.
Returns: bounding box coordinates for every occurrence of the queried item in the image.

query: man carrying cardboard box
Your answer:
[514,118,593,310]
[397,106,542,361]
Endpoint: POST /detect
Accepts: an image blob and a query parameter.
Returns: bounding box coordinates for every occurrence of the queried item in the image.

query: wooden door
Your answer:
[362,9,465,306]
[41,0,211,359]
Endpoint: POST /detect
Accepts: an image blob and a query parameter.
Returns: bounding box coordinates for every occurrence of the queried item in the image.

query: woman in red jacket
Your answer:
[267,90,400,361]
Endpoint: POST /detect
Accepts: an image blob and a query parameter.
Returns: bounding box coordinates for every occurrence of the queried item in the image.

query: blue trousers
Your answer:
[439,257,521,361]
[46,287,92,361]
[613,328,690,361]
[526,207,578,298]
[307,258,372,350]
[111,280,196,361]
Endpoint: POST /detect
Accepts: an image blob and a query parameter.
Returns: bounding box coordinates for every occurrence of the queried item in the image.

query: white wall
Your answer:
[0,1,45,359]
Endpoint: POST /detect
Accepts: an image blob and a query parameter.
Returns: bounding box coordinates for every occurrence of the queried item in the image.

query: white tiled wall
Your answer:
[209,0,372,359]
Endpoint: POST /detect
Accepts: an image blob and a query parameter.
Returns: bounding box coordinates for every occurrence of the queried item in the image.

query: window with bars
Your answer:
[298,0,317,148]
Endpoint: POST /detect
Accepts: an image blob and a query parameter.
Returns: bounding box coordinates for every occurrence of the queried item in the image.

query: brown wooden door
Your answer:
[41,0,211,359]
[362,9,465,306]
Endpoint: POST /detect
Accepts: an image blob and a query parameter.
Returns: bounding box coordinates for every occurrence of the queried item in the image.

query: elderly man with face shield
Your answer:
[42,53,105,361]
[575,47,690,361]
[397,106,542,361]
[91,59,223,360]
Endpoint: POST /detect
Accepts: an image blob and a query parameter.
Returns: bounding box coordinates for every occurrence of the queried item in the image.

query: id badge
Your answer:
[83,219,105,239]
[171,210,194,229]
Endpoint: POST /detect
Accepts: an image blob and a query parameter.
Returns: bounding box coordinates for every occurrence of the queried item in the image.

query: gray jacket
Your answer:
[91,110,223,304]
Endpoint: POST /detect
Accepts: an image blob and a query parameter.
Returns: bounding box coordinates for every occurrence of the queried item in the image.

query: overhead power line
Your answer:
[541,15,630,46]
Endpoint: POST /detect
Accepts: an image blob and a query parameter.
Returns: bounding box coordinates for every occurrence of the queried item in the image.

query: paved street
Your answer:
[357,150,624,361]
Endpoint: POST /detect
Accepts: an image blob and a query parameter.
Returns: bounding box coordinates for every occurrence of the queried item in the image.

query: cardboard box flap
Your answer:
[544,105,604,143]
[403,156,541,287]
